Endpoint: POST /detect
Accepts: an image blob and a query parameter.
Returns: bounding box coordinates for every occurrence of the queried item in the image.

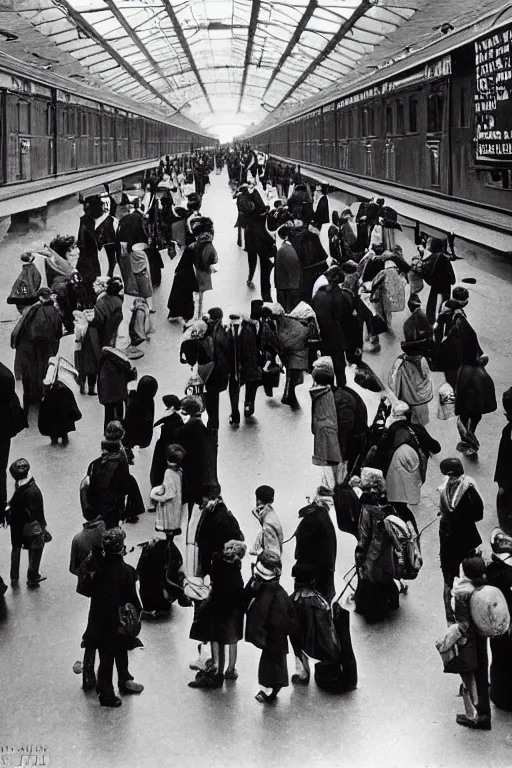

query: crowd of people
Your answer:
[1,143,511,729]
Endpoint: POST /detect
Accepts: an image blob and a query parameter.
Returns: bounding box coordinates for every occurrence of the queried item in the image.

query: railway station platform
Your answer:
[1,169,512,768]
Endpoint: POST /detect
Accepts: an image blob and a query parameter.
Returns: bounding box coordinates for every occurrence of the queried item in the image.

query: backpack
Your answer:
[470,585,510,637]
[420,253,440,286]
[118,602,142,639]
[384,514,423,580]
[7,271,37,304]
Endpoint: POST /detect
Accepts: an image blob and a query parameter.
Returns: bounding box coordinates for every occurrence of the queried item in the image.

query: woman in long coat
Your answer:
[167,244,197,322]
[438,458,484,623]
[455,355,496,457]
[354,469,399,622]
[276,302,318,411]
[486,528,512,711]
[150,395,183,488]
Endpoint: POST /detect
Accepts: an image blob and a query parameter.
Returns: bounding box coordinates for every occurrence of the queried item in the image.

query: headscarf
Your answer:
[360,467,386,498]
[288,301,316,322]
[101,527,126,555]
[490,528,512,555]
[223,540,247,564]
[255,549,282,580]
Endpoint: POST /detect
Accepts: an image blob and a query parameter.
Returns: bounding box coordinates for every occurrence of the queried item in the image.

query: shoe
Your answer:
[50,437,58,445]
[99,696,122,707]
[120,680,144,694]
[0,582,7,597]
[88,388,97,396]
[229,415,240,427]
[244,403,255,419]
[291,673,310,685]
[456,714,491,730]
[79,382,86,395]
[83,675,97,691]
[456,441,469,454]
[10,579,19,588]
[27,575,47,587]
[61,435,69,446]
[224,668,238,681]
[146,507,156,513]
[246,280,255,289]
[288,397,300,411]
[255,689,278,703]
[188,669,224,688]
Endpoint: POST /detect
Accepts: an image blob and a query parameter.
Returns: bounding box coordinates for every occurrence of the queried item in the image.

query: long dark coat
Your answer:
[0,362,27,440]
[77,213,101,284]
[84,555,141,650]
[150,411,183,487]
[439,484,483,579]
[228,321,262,385]
[9,477,46,548]
[167,246,197,321]
[38,381,82,436]
[87,451,130,528]
[90,294,123,349]
[485,556,512,711]
[455,363,497,419]
[288,227,328,302]
[11,301,62,402]
[295,503,337,602]
[205,321,230,393]
[194,498,243,577]
[175,417,215,504]
[312,284,358,354]
[97,349,137,405]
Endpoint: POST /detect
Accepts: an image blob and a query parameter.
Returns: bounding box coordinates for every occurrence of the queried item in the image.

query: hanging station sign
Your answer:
[474,23,512,165]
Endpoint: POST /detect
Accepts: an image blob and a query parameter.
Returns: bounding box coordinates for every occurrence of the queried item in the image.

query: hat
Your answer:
[440,457,464,477]
[180,395,203,417]
[340,208,352,218]
[462,554,486,580]
[9,458,30,480]
[20,252,34,264]
[104,420,125,441]
[312,356,334,379]
[392,401,410,418]
[291,563,317,582]
[223,540,247,564]
[255,550,282,580]
[325,265,344,284]
[502,387,512,417]
[208,307,223,322]
[162,394,181,410]
[255,485,275,504]
[360,467,386,496]
[101,527,126,555]
[37,287,52,300]
[262,302,285,317]
[201,481,221,499]
[452,286,469,304]
[429,238,446,254]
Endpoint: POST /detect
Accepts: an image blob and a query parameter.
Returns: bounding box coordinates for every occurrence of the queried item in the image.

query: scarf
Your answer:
[439,475,478,514]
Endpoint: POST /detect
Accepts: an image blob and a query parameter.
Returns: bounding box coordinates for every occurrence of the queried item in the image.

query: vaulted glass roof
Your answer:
[11,0,423,136]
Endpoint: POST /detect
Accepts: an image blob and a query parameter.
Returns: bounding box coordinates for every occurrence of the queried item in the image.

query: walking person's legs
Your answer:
[10,546,21,583]
[27,543,44,586]
[96,645,119,706]
[228,377,241,425]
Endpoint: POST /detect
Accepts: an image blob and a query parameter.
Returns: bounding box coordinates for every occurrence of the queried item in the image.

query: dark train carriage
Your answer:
[323,102,336,168]
[4,78,54,183]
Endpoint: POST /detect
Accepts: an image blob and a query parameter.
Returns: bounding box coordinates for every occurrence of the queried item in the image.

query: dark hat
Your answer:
[440,457,464,477]
[162,394,181,410]
[325,265,344,284]
[20,252,34,264]
[503,387,512,417]
[250,299,264,320]
[201,482,221,499]
[255,485,275,504]
[104,420,125,441]
[9,458,30,479]
[462,554,486,581]
[101,527,126,555]
[180,395,203,416]
[137,375,158,398]
[291,563,317,582]
[429,237,445,254]
[452,286,469,303]
[208,307,223,322]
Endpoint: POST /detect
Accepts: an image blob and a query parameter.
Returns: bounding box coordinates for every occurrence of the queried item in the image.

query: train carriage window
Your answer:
[81,110,88,137]
[362,108,368,137]
[385,105,393,135]
[396,100,405,134]
[368,107,375,137]
[486,170,511,189]
[47,103,54,135]
[408,98,418,133]
[427,89,444,133]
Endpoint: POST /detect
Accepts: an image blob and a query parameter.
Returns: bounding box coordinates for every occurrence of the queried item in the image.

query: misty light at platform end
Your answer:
[214,125,246,143]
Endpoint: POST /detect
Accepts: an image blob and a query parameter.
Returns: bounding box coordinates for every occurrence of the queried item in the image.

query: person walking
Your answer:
[86,424,131,529]
[7,459,48,588]
[424,238,456,324]
[84,527,144,707]
[150,443,187,537]
[176,396,216,517]
[295,493,337,603]
[274,226,301,313]
[69,504,106,691]
[495,387,512,535]
[244,550,297,703]
[276,301,318,411]
[249,486,283,558]
[438,458,484,624]
[97,347,138,430]
[227,311,262,424]
[0,362,27,530]
[149,395,183,489]
[310,362,344,488]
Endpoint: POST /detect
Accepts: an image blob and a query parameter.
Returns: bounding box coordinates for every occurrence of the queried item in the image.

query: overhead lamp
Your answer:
[433,22,454,34]
[0,29,18,41]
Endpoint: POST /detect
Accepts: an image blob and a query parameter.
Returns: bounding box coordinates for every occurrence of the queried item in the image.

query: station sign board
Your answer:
[474,23,512,165]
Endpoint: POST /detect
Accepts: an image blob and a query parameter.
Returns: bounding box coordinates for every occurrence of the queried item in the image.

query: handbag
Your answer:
[183,576,212,603]
[43,529,52,543]
[22,520,43,539]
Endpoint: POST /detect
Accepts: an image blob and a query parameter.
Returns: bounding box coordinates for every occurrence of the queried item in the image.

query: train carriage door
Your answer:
[426,81,449,193]
[0,90,5,184]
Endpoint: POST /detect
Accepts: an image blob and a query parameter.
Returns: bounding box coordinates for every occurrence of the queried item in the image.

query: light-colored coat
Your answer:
[150,465,186,533]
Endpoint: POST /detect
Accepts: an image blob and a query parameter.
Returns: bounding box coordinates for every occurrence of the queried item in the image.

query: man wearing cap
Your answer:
[435,286,481,388]
[250,486,283,558]
[7,458,48,587]
[424,237,456,324]
[495,388,512,536]
[243,181,274,302]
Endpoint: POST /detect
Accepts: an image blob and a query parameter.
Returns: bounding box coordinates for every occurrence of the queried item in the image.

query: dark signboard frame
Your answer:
[474,22,512,167]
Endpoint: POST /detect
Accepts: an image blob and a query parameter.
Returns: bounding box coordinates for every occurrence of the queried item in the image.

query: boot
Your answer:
[281,375,291,405]
[287,384,300,411]
[23,396,30,417]
[82,648,96,691]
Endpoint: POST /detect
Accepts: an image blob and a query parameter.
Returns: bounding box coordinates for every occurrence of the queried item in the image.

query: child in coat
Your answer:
[150,444,187,551]
[244,550,297,703]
